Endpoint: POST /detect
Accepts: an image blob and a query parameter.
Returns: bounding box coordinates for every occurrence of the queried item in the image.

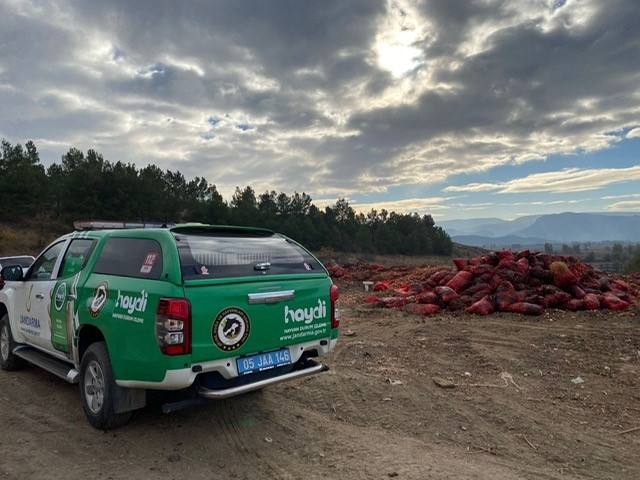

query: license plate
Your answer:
[237,348,292,375]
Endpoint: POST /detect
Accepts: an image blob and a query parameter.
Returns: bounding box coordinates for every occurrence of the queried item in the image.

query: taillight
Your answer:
[156,298,191,355]
[330,285,340,329]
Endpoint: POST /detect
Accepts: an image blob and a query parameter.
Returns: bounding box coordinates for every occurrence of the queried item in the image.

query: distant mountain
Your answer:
[438,215,541,237]
[516,212,640,242]
[437,217,505,232]
[475,215,543,236]
[439,212,640,247]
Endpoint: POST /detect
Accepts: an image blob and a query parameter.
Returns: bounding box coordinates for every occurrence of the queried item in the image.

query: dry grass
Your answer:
[0,218,70,256]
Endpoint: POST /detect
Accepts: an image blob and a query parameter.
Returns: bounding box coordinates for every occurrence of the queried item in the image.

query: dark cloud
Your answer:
[416,0,513,58]
[70,0,385,85]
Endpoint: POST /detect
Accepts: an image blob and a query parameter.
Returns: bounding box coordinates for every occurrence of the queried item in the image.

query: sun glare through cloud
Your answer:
[375,34,423,77]
[374,1,425,77]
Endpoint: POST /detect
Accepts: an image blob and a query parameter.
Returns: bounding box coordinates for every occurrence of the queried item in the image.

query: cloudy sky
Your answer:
[1,0,639,221]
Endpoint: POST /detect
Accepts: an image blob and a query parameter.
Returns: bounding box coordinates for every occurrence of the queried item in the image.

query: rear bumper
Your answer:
[198,360,328,399]
[116,337,336,390]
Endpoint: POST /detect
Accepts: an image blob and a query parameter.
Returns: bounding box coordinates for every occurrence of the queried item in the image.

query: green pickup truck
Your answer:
[0,222,339,429]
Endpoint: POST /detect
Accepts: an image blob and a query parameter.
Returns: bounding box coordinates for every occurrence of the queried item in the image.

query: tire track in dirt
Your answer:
[202,395,298,480]
[211,400,254,453]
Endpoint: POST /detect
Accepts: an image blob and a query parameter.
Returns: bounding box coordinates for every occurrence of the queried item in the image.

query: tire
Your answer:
[79,341,132,430]
[0,314,26,371]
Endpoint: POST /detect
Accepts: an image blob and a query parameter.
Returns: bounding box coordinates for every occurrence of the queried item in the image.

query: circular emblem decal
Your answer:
[54,283,67,312]
[90,282,109,318]
[212,307,250,351]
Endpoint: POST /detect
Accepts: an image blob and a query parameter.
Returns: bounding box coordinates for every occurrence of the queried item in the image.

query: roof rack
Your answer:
[74,221,176,231]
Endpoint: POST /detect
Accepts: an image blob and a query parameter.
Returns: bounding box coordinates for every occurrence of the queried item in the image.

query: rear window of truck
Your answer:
[173,231,323,280]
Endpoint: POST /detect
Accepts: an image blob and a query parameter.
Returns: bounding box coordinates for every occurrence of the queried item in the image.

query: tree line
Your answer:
[0,140,453,255]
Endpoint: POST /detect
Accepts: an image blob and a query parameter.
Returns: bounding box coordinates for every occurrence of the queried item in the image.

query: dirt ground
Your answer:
[1,280,639,480]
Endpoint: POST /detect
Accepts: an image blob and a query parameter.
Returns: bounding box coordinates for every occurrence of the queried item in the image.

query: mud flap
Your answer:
[113,384,146,414]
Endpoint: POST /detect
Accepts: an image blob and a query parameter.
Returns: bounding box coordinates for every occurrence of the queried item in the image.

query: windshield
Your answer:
[173,232,323,280]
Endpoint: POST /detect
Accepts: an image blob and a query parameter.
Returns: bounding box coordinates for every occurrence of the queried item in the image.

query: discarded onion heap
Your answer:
[326,250,639,316]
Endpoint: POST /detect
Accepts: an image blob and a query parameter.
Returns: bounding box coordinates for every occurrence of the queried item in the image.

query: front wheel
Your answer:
[0,314,26,371]
[79,342,131,429]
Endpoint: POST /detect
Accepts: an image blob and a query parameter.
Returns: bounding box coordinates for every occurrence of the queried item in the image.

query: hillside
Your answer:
[0,221,479,265]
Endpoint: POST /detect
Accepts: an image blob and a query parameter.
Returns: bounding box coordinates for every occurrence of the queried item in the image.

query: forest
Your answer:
[0,140,452,255]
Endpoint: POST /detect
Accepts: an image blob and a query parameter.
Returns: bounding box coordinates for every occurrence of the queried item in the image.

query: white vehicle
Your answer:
[0,255,35,272]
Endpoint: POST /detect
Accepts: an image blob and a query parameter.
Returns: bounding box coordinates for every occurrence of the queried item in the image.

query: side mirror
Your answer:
[1,265,24,281]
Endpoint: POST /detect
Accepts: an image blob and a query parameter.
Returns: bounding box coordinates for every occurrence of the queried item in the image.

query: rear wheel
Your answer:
[79,342,132,429]
[0,314,26,371]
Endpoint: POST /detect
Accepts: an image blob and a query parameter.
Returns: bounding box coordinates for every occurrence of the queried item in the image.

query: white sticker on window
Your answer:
[140,252,159,274]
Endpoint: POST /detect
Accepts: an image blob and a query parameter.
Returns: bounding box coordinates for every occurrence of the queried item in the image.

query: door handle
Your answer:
[35,293,45,300]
